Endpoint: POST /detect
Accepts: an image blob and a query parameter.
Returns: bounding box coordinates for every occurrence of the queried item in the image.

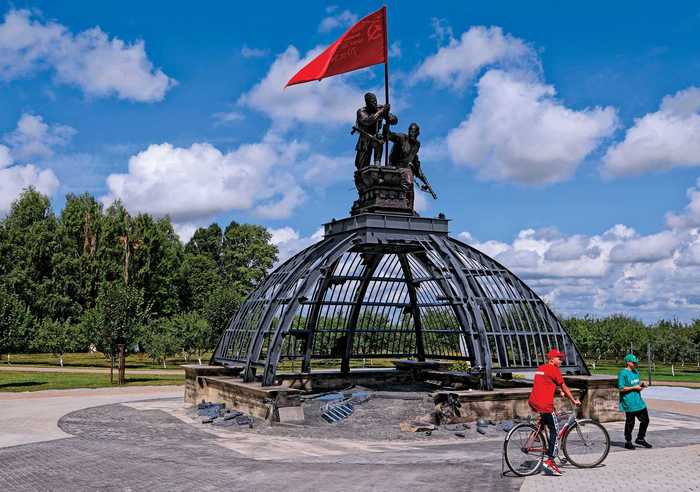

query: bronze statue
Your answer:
[387,122,436,210]
[353,92,397,169]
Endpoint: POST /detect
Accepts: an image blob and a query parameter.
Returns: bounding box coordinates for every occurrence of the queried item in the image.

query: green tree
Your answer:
[143,319,180,368]
[177,253,222,313]
[129,214,183,317]
[170,312,213,364]
[31,319,79,367]
[185,223,223,264]
[0,287,32,362]
[0,188,59,323]
[203,286,244,341]
[221,222,277,293]
[94,282,150,383]
[652,320,695,376]
[50,193,103,323]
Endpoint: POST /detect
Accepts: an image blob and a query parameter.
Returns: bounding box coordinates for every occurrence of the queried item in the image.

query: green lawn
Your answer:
[0,370,184,392]
[590,362,700,383]
[0,352,207,370]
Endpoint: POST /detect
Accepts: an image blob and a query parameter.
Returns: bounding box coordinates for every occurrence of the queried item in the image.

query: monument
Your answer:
[186,7,620,424]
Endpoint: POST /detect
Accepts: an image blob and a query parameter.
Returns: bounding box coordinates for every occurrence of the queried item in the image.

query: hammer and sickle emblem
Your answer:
[367,22,383,41]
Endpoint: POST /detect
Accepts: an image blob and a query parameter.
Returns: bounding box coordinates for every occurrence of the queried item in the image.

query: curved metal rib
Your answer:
[261,233,358,386]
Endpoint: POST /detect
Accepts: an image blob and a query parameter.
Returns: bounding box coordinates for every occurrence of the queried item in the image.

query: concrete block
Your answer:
[278,406,305,423]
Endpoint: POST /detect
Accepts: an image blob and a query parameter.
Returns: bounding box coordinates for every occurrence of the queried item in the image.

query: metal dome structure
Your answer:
[212,213,589,389]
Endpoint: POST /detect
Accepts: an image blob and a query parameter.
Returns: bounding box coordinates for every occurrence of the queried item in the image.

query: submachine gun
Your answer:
[412,162,438,200]
[351,125,383,144]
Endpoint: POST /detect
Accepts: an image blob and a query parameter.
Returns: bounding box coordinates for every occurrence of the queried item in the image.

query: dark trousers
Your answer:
[624,408,649,442]
[541,412,559,458]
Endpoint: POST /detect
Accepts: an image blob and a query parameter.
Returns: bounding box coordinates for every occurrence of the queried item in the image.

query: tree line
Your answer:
[1,189,699,379]
[0,188,278,380]
[563,315,700,375]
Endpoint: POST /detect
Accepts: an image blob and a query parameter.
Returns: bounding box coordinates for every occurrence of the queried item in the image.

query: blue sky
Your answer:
[2,1,700,321]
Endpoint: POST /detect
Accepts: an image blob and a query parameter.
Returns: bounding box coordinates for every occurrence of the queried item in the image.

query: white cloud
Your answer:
[173,222,199,243]
[458,195,700,320]
[237,46,368,126]
[302,153,352,187]
[268,226,324,265]
[446,70,618,185]
[0,162,59,216]
[544,235,600,261]
[241,45,269,58]
[212,110,243,126]
[429,18,454,46]
[0,9,175,102]
[603,87,700,176]
[609,231,680,263]
[414,192,430,214]
[666,178,700,229]
[102,132,308,224]
[318,9,357,33]
[0,144,11,168]
[4,113,75,160]
[388,41,401,58]
[413,26,535,90]
[254,184,306,220]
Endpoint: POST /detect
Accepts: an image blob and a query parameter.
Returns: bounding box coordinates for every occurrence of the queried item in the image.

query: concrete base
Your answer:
[184,365,302,421]
[433,375,623,423]
[183,365,242,405]
[433,388,584,423]
[276,367,416,391]
[187,375,302,421]
[564,375,624,422]
[185,366,623,424]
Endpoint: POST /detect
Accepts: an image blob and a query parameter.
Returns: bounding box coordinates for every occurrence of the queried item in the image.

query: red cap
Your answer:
[547,348,565,360]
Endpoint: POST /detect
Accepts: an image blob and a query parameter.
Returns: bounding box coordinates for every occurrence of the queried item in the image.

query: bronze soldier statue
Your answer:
[388,122,437,210]
[353,92,397,169]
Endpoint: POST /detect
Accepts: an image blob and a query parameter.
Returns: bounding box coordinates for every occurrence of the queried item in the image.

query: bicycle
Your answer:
[502,403,610,476]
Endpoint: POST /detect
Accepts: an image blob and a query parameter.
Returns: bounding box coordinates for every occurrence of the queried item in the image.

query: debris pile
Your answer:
[300,388,372,425]
[196,400,254,428]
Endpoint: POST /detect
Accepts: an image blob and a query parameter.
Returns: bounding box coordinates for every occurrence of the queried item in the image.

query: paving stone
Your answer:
[0,402,698,491]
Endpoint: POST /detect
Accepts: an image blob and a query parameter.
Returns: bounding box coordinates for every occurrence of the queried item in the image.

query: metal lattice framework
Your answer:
[212,215,588,389]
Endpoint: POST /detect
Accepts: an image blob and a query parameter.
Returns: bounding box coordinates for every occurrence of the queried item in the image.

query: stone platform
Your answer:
[433,375,622,423]
[185,364,623,423]
[184,366,303,421]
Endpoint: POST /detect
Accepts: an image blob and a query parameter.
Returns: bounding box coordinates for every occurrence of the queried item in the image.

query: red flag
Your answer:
[286,7,387,87]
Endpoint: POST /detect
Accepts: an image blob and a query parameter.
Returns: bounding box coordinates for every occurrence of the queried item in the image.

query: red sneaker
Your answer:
[542,458,562,476]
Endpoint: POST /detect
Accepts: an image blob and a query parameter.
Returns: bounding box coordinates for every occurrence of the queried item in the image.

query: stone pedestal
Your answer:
[351,165,414,216]
[564,375,623,422]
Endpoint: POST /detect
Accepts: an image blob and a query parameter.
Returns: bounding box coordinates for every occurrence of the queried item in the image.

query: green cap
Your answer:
[624,354,639,364]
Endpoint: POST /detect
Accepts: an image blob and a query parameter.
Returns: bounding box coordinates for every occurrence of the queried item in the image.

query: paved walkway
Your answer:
[521,444,700,491]
[0,386,182,448]
[0,388,699,491]
[0,365,183,375]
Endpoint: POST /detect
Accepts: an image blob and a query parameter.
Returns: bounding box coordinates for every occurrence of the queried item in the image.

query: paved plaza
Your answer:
[0,387,699,491]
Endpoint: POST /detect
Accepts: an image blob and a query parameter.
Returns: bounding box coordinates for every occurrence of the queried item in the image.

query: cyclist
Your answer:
[528,348,581,476]
[618,353,652,450]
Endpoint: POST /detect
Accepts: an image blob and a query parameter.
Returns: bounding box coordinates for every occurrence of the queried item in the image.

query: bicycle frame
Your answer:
[522,408,577,455]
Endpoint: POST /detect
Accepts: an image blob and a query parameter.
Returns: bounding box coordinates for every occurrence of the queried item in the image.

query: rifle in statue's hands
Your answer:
[412,164,438,199]
[351,125,384,144]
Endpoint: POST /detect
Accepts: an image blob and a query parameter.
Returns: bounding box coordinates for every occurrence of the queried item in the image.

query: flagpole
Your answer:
[383,7,390,167]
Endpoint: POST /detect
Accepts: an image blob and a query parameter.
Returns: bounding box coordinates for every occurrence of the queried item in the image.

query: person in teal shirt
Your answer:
[618,354,652,450]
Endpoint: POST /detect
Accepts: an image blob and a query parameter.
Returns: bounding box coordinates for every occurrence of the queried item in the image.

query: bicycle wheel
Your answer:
[562,419,610,468]
[503,423,547,476]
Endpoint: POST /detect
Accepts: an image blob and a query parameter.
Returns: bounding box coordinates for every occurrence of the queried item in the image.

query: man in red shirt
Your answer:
[528,348,581,476]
